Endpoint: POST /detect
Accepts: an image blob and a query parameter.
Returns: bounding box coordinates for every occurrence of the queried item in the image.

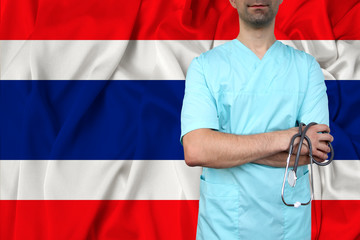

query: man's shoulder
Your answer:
[205,40,234,55]
[196,40,234,67]
[278,41,317,66]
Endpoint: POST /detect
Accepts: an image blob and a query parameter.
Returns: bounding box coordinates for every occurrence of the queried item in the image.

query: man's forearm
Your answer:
[183,128,295,168]
[183,124,332,168]
[253,152,311,167]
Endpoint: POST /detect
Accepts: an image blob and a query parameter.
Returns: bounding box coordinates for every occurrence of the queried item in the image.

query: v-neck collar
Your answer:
[233,39,280,62]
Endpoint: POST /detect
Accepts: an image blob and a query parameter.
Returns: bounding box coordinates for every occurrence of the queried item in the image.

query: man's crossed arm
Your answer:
[182,125,334,168]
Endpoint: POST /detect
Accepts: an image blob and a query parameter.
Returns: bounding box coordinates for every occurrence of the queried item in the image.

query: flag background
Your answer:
[1,0,360,239]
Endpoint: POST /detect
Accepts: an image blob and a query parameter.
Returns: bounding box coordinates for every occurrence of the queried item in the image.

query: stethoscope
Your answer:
[281,122,334,207]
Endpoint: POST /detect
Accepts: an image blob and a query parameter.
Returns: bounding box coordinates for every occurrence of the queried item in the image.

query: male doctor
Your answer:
[180,0,334,239]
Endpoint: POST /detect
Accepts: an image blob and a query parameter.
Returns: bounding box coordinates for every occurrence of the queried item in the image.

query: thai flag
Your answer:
[1,0,359,239]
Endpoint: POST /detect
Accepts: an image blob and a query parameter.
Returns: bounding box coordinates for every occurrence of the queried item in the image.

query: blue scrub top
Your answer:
[181,40,329,240]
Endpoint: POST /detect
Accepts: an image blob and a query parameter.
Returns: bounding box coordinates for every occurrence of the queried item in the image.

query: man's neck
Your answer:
[236,20,276,60]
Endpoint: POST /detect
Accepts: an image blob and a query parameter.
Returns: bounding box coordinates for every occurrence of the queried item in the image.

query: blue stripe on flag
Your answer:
[0,80,358,160]
[327,81,360,160]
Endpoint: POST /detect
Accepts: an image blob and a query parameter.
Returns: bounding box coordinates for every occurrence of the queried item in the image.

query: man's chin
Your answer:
[244,13,273,27]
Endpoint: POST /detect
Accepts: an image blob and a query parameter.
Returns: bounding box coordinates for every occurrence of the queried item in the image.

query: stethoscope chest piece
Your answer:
[288,170,297,187]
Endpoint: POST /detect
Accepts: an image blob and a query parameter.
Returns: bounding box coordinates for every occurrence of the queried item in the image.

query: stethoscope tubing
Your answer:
[281,122,334,207]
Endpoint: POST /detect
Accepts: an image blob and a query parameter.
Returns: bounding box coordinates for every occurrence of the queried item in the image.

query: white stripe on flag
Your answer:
[1,40,360,80]
[1,160,359,200]
[313,160,360,200]
[0,160,201,200]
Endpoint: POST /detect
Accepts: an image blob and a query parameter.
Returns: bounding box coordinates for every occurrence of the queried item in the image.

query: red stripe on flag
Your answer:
[1,200,359,239]
[1,0,359,40]
[312,200,360,240]
[0,200,199,240]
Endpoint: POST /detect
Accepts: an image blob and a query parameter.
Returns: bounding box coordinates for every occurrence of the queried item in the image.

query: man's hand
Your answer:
[287,124,334,161]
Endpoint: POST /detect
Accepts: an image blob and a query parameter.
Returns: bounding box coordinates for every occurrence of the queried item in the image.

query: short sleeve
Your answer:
[298,57,329,126]
[180,55,219,143]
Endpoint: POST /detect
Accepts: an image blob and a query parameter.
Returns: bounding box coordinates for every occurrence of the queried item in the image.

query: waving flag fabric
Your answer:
[1,0,360,239]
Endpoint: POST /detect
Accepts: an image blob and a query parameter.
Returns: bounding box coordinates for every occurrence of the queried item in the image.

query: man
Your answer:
[180,0,334,239]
